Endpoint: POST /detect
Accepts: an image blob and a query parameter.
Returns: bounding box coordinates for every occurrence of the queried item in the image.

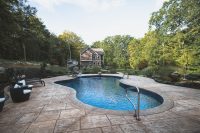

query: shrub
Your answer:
[140,66,157,77]
[90,67,101,73]
[185,73,200,81]
[81,67,101,74]
[81,67,90,74]
[155,66,182,82]
[0,67,15,91]
[126,69,139,75]
[101,69,109,73]
[0,67,7,90]
[138,60,148,70]
[109,68,117,74]
[40,62,47,77]
[156,66,177,77]
[169,71,181,82]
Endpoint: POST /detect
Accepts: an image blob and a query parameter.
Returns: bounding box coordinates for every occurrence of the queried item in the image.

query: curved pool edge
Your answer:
[119,78,174,116]
[54,74,174,116]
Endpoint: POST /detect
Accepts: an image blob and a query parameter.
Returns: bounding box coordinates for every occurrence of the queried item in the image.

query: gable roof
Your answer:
[80,47,104,55]
[91,48,104,55]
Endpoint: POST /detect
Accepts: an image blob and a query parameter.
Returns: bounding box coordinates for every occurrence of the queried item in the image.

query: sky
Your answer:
[28,0,166,45]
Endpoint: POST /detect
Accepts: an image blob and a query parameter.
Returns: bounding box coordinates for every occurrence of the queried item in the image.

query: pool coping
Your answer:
[119,78,174,116]
[54,74,174,116]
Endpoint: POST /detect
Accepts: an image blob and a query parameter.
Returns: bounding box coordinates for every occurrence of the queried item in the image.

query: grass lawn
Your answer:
[0,59,68,78]
[1,59,199,89]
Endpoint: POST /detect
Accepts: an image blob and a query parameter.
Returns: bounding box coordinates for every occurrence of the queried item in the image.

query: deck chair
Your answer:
[25,78,45,86]
[10,80,33,102]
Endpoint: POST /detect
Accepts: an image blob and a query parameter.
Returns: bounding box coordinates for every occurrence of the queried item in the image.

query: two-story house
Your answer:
[80,47,104,67]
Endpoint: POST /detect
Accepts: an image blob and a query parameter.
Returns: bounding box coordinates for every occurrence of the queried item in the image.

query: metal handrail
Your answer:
[123,73,129,79]
[125,86,141,121]
[125,89,137,117]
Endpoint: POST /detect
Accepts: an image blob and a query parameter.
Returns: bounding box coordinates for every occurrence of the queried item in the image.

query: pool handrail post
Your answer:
[127,74,129,79]
[137,87,141,121]
[125,89,137,117]
[125,86,141,121]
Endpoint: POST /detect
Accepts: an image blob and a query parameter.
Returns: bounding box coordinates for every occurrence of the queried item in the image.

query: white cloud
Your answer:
[31,0,125,12]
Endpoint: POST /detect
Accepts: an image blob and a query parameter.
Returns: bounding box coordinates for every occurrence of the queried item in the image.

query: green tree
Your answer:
[91,35,132,68]
[0,0,52,62]
[149,0,200,73]
[58,31,86,62]
[128,38,141,69]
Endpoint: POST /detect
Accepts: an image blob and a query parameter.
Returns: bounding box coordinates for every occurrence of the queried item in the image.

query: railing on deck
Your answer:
[125,86,141,121]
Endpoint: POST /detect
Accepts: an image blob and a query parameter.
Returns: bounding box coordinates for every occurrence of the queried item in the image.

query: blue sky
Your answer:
[29,0,166,45]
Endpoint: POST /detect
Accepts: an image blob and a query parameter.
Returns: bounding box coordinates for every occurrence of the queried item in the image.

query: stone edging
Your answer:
[53,74,174,116]
[119,78,174,116]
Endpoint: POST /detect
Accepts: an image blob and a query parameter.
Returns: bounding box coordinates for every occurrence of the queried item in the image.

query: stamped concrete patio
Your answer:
[0,74,200,133]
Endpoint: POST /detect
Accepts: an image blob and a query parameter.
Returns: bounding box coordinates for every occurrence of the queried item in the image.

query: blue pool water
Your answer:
[58,76,162,111]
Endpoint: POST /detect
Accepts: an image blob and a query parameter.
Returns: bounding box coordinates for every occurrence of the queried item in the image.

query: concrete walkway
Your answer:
[0,74,200,133]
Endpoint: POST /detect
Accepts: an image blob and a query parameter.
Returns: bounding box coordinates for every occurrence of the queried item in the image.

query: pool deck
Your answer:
[0,74,200,133]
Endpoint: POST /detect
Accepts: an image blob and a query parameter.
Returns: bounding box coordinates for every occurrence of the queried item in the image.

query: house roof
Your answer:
[91,48,104,55]
[80,47,104,55]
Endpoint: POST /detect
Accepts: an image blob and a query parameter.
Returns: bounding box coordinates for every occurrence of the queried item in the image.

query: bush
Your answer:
[169,72,181,82]
[81,67,101,74]
[90,67,101,73]
[126,69,139,75]
[109,68,116,74]
[40,62,47,77]
[140,66,157,77]
[101,69,109,73]
[0,67,15,91]
[156,66,177,77]
[81,67,90,74]
[185,73,200,81]
[138,60,148,70]
[0,67,8,92]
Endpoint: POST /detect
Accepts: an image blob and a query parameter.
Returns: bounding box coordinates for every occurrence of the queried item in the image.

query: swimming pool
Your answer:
[57,76,163,111]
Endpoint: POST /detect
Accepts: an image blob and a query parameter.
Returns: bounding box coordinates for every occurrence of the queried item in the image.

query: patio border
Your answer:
[53,74,174,116]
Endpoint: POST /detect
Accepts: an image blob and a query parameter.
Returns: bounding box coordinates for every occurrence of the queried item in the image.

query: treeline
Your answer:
[1,0,199,74]
[129,0,200,73]
[91,0,200,74]
[0,0,85,66]
[91,35,133,68]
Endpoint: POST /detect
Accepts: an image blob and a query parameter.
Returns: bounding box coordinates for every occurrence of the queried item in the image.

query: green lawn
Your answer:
[0,59,68,78]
